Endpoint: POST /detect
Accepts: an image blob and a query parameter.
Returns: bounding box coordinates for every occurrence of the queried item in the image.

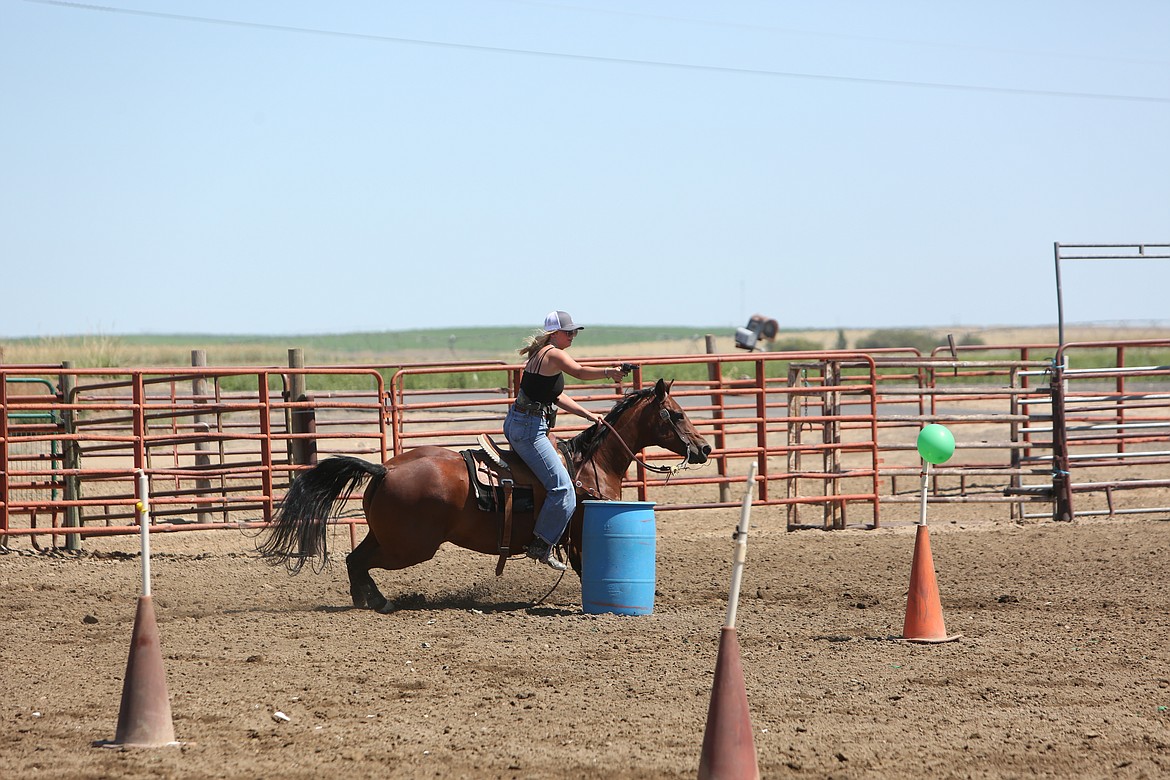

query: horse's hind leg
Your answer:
[346,534,393,612]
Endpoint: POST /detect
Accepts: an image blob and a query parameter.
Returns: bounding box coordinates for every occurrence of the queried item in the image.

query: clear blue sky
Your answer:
[2,0,1168,337]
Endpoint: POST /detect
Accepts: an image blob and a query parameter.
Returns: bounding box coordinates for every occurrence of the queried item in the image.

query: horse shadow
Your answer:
[312,589,578,617]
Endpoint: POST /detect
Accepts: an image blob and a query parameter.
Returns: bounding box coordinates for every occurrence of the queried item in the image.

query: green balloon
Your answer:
[917,424,955,464]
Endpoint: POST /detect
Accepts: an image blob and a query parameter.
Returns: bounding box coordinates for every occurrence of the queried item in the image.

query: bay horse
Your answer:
[259,379,710,612]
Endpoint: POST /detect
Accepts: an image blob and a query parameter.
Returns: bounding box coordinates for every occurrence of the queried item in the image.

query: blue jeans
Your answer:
[503,406,575,546]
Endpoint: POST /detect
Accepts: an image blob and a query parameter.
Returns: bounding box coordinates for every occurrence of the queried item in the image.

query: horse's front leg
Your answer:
[346,535,394,613]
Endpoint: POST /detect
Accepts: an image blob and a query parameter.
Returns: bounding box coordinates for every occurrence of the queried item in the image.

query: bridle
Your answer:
[574,397,697,499]
[601,408,695,474]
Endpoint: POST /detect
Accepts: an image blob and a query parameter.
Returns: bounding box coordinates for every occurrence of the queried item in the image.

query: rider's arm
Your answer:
[543,349,624,382]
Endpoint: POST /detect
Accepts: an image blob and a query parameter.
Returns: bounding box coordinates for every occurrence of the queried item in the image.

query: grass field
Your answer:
[0,326,727,368]
[2,324,1168,386]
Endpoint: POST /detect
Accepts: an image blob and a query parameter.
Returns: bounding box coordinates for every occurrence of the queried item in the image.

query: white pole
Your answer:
[917,461,931,526]
[136,470,152,598]
[724,462,758,629]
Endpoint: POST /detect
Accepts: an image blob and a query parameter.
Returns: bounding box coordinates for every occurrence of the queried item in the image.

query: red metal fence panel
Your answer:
[2,341,1168,549]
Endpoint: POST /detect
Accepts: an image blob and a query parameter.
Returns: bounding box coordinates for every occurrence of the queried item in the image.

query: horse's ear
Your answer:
[654,378,670,400]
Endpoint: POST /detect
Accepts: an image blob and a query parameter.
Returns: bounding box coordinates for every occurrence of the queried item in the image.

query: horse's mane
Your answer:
[568,386,656,463]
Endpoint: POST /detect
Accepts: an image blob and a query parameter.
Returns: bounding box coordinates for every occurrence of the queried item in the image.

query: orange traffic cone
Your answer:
[698,627,760,780]
[107,595,177,747]
[898,524,960,643]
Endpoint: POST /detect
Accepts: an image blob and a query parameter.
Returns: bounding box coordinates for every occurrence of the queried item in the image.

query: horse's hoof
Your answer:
[375,601,397,615]
[352,591,383,611]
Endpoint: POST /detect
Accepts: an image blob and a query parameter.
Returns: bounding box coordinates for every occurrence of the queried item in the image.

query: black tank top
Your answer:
[520,347,564,403]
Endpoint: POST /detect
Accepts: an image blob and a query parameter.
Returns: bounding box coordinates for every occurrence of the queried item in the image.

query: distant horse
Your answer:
[259,379,710,612]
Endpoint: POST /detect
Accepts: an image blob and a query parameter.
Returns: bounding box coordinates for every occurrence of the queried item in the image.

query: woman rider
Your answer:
[503,311,626,570]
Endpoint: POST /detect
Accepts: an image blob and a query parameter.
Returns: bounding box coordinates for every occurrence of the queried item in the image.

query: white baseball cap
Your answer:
[543,310,584,332]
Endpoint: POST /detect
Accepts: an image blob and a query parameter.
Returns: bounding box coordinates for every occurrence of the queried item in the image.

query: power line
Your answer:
[506,0,1170,68]
[25,0,1170,105]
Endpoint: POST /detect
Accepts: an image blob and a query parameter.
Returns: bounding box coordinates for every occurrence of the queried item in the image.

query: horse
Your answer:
[258,378,711,612]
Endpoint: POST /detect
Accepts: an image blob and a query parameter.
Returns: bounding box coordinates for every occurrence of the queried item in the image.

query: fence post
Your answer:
[258,372,274,522]
[60,362,81,551]
[786,362,803,530]
[287,349,315,471]
[705,336,731,504]
[191,350,212,524]
[1008,365,1022,521]
[1050,360,1075,521]
[823,360,844,529]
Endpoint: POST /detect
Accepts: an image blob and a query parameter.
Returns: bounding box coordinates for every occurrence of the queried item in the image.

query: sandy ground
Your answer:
[2,496,1169,779]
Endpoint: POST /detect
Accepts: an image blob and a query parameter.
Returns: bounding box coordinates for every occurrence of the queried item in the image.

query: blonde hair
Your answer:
[519,330,555,359]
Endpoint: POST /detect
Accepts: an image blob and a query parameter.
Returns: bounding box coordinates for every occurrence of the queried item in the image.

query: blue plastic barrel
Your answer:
[581,500,657,615]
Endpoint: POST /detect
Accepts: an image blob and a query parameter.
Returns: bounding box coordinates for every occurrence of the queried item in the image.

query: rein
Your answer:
[571,390,696,500]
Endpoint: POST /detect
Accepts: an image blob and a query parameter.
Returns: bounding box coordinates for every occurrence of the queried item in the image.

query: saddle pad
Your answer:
[461,450,535,514]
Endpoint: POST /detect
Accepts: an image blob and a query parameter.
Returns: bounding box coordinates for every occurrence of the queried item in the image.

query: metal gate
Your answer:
[1050,340,1170,520]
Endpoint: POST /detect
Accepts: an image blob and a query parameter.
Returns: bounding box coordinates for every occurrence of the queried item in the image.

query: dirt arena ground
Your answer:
[3,495,1169,779]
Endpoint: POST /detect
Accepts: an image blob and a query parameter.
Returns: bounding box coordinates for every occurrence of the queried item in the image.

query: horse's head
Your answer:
[642,378,711,465]
[571,378,711,469]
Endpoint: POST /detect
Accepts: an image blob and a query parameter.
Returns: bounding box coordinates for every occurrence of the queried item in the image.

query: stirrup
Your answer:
[526,540,567,572]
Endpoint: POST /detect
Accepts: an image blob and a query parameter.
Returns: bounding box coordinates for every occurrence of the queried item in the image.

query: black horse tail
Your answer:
[258,456,387,574]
